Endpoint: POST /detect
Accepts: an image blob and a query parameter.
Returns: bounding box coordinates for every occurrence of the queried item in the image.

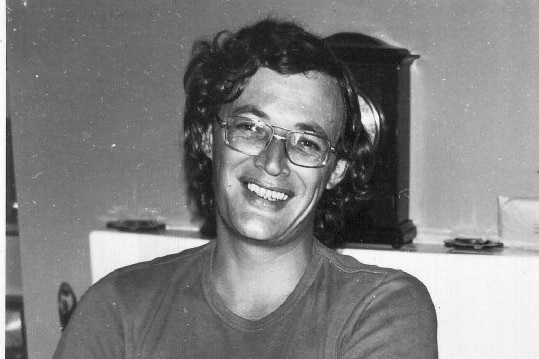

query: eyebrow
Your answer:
[228,104,329,138]
[295,123,327,137]
[228,105,268,120]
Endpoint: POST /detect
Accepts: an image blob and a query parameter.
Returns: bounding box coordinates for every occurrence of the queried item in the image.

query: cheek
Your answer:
[212,150,243,193]
[301,169,331,199]
[211,131,231,172]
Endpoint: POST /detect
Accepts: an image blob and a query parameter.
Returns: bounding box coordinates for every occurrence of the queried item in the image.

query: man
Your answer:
[54,19,437,358]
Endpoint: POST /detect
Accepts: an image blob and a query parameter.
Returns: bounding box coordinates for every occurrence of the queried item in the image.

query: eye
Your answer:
[293,134,326,153]
[230,117,258,131]
[228,117,267,138]
[236,122,255,131]
[298,139,321,151]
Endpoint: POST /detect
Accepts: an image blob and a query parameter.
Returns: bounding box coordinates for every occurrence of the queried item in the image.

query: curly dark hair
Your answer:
[183,18,373,246]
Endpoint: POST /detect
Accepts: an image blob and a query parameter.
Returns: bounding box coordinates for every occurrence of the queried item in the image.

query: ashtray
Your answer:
[106,219,166,233]
[444,237,504,250]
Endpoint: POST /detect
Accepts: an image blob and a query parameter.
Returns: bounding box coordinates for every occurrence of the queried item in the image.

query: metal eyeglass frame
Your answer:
[215,115,336,168]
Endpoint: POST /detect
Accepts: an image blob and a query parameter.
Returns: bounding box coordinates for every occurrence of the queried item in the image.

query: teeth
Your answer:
[247,183,289,201]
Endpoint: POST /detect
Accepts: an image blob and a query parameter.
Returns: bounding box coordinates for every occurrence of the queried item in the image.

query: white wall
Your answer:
[8,0,539,358]
[404,1,539,236]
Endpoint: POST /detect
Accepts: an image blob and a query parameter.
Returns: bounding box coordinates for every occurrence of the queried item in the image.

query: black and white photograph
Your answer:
[5,1,539,358]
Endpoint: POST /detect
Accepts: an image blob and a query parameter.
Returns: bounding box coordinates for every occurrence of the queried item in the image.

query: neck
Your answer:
[210,219,315,319]
[212,212,315,271]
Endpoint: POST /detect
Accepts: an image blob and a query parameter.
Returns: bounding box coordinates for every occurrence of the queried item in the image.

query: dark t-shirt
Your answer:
[53,240,438,359]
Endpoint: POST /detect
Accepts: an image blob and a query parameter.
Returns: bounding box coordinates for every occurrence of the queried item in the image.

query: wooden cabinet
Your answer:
[326,33,419,247]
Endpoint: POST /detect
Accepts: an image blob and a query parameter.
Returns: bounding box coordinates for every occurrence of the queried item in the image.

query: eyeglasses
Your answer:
[216,115,336,168]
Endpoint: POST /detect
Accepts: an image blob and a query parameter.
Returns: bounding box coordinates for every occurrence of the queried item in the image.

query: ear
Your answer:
[201,124,213,159]
[326,159,348,189]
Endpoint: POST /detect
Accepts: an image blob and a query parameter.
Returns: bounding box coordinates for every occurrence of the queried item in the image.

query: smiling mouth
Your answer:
[246,182,289,202]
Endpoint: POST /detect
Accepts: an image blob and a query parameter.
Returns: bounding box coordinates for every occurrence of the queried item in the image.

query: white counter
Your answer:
[90,230,539,359]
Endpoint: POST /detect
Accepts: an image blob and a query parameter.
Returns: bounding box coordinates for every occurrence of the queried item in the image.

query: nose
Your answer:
[254,137,290,176]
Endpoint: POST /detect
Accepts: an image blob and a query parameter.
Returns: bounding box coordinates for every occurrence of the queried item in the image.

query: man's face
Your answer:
[209,67,347,245]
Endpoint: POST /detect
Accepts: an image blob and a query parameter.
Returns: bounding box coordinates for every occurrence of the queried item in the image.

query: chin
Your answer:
[217,205,314,245]
[237,221,284,242]
[235,220,312,248]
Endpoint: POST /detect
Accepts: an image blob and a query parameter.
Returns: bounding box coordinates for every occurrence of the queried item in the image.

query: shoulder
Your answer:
[313,243,438,358]
[314,240,435,313]
[315,241,400,285]
[54,243,214,359]
[111,242,211,282]
[93,242,213,306]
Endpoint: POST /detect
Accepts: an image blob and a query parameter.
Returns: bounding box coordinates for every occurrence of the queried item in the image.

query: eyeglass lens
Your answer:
[225,117,329,167]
